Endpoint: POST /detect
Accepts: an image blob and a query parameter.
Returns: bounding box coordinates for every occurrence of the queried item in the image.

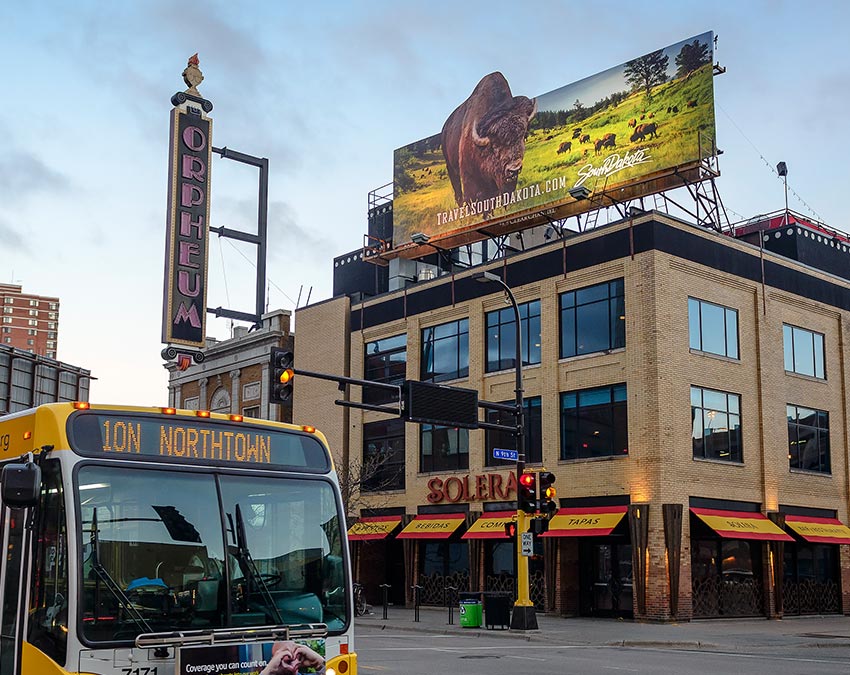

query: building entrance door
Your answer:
[580,542,633,617]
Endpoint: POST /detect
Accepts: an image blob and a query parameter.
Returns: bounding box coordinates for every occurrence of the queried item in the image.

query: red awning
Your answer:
[691,508,793,542]
[785,514,850,545]
[397,513,465,539]
[462,511,515,540]
[542,506,628,537]
[347,515,402,541]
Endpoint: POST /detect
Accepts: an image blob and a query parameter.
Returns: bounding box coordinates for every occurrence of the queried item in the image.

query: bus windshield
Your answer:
[77,465,347,643]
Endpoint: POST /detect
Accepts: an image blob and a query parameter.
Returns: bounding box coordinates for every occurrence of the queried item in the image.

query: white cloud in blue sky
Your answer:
[1,0,848,405]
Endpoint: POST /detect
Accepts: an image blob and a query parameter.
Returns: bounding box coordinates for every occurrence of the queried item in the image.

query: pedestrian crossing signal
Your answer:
[504,521,518,538]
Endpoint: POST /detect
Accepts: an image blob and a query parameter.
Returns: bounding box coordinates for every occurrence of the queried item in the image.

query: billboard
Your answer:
[392,32,716,252]
[162,103,212,348]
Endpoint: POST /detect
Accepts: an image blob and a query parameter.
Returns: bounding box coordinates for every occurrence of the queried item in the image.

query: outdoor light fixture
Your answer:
[411,232,431,245]
[627,206,645,218]
[568,185,592,200]
[776,161,788,177]
[471,270,500,284]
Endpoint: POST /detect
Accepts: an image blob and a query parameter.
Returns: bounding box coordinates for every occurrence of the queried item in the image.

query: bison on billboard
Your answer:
[392,31,716,249]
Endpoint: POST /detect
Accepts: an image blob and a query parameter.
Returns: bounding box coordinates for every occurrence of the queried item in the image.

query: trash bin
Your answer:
[483,591,511,629]
[458,592,482,628]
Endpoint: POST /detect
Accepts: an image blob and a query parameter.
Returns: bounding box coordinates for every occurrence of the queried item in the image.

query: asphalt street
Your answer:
[354,607,850,674]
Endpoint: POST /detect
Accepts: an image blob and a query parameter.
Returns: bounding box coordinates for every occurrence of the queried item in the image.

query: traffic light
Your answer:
[504,521,518,538]
[269,348,294,404]
[518,472,537,513]
[530,517,549,535]
[538,471,557,517]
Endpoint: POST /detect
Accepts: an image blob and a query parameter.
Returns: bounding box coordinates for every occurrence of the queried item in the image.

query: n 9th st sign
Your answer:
[162,103,212,348]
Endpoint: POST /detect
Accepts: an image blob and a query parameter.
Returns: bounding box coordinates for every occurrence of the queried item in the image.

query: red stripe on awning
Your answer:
[347,515,402,541]
[785,514,850,545]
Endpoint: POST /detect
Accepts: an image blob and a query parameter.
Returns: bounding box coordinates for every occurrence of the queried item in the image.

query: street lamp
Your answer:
[471,270,537,630]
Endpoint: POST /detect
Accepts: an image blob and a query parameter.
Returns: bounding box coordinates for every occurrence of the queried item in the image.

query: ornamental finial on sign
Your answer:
[182,53,204,96]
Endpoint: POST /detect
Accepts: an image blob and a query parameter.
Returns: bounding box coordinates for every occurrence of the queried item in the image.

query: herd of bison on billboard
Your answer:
[393,31,716,247]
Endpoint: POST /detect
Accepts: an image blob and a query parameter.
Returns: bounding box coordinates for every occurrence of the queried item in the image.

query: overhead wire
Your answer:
[717,103,825,223]
[219,235,298,307]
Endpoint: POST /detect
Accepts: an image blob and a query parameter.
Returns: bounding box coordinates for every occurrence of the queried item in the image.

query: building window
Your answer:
[4,297,12,304]
[48,312,56,319]
[242,406,260,419]
[420,424,469,472]
[485,396,542,466]
[29,299,38,307]
[560,384,628,460]
[363,418,405,491]
[559,279,625,358]
[242,381,260,401]
[28,319,37,326]
[28,309,38,317]
[2,317,11,324]
[421,319,469,383]
[783,324,825,379]
[364,334,407,404]
[46,351,55,358]
[3,307,11,314]
[27,339,34,346]
[691,386,742,462]
[49,303,57,310]
[48,322,55,329]
[3,337,10,344]
[1,327,8,333]
[48,331,56,339]
[689,298,739,358]
[28,329,37,336]
[787,405,830,473]
[46,341,55,348]
[485,300,541,372]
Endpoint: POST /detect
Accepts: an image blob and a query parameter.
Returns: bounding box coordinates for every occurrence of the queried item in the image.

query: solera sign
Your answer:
[426,471,518,504]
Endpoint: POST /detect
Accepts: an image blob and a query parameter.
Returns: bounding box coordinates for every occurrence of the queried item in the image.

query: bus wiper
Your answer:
[89,507,153,635]
[231,504,283,624]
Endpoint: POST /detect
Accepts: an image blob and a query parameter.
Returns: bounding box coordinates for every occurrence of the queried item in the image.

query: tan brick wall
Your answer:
[294,214,850,620]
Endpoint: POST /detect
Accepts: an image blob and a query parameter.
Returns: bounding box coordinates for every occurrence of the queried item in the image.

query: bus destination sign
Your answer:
[68,412,330,472]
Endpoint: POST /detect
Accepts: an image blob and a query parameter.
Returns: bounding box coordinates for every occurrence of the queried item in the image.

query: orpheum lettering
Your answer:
[162,104,212,347]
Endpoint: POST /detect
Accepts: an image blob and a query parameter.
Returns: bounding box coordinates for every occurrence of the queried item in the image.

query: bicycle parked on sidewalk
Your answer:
[354,581,369,616]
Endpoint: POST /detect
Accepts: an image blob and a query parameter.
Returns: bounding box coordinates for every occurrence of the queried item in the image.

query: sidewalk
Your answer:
[356,604,850,651]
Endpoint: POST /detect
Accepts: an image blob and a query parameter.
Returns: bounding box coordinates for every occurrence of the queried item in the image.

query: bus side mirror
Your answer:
[1,462,41,508]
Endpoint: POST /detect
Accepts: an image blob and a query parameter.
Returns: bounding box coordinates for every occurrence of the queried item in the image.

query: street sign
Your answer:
[493,447,518,461]
[521,532,533,557]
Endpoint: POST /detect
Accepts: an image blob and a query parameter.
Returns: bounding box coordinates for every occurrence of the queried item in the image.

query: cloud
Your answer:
[0,219,28,254]
[0,152,70,202]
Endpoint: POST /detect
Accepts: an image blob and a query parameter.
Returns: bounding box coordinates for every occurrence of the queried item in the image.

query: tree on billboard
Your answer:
[675,39,711,79]
[624,50,670,102]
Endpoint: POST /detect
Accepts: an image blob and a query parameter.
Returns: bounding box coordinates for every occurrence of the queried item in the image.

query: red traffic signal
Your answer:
[518,472,537,513]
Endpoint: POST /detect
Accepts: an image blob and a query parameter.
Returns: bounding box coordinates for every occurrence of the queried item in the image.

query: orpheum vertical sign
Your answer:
[162,104,212,348]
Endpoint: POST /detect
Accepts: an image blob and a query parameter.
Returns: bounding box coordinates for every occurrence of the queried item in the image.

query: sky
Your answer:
[1,1,849,407]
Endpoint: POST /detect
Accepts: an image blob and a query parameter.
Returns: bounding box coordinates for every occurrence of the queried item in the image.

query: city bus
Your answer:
[0,402,357,675]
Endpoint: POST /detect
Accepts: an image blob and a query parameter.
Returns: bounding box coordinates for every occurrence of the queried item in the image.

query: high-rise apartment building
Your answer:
[0,284,60,359]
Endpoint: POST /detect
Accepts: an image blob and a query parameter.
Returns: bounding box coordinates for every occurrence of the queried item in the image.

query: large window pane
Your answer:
[420,425,469,472]
[485,397,542,466]
[363,418,406,491]
[560,384,628,460]
[787,404,830,473]
[688,297,739,359]
[560,279,625,359]
[485,300,540,372]
[784,324,826,379]
[422,319,469,383]
[364,334,407,405]
[691,386,742,463]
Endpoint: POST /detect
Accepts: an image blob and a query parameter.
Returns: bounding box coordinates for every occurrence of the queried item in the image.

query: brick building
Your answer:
[0,284,60,358]
[166,309,294,422]
[294,209,850,621]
